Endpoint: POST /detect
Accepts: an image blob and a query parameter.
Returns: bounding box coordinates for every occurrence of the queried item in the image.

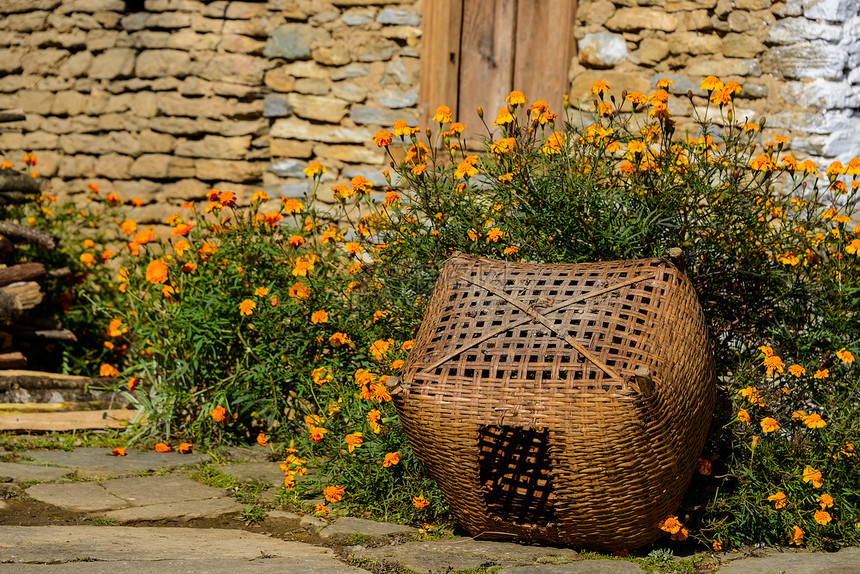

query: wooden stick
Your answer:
[0,221,57,250]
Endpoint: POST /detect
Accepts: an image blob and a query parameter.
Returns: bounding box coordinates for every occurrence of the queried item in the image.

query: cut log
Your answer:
[0,235,12,256]
[0,221,57,250]
[0,351,26,369]
[0,192,32,205]
[0,108,25,123]
[0,291,23,324]
[0,369,107,391]
[0,281,43,309]
[10,327,77,342]
[0,408,140,431]
[0,172,41,193]
[0,262,46,287]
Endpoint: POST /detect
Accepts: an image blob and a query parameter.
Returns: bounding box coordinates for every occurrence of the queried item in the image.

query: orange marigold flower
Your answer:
[625,91,648,105]
[814,368,829,379]
[254,286,269,297]
[750,154,775,171]
[413,496,430,509]
[329,332,352,347]
[311,310,329,324]
[100,363,119,377]
[655,78,675,88]
[814,509,832,525]
[455,155,479,179]
[105,192,121,206]
[282,197,304,214]
[802,465,823,488]
[146,259,167,285]
[401,340,413,351]
[23,152,37,166]
[506,90,526,105]
[447,122,466,135]
[127,378,139,392]
[760,417,780,433]
[171,223,193,236]
[210,405,227,422]
[79,253,95,268]
[382,451,400,467]
[768,491,788,509]
[289,282,310,300]
[491,137,516,154]
[591,80,610,95]
[345,432,363,453]
[789,525,804,545]
[314,503,329,516]
[432,105,452,123]
[323,485,344,503]
[819,493,834,508]
[764,355,785,375]
[373,129,393,146]
[256,432,268,447]
[312,367,332,386]
[802,413,826,429]
[658,515,682,534]
[177,442,193,454]
[344,241,362,255]
[155,442,172,453]
[108,319,127,338]
[292,255,316,277]
[239,299,256,316]
[788,364,805,377]
[251,189,269,204]
[836,347,855,363]
[392,119,417,137]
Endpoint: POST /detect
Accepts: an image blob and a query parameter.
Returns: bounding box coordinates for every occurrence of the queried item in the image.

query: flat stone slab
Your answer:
[215,462,285,485]
[0,526,369,573]
[18,448,208,478]
[319,516,418,539]
[25,482,128,512]
[100,475,226,506]
[717,547,860,574]
[353,537,579,573]
[0,461,75,482]
[501,561,645,573]
[97,497,243,523]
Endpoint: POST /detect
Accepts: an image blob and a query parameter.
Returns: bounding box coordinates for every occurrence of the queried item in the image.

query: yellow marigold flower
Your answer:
[738,409,751,424]
[814,368,829,379]
[373,129,393,146]
[655,78,675,88]
[802,465,823,488]
[486,227,506,243]
[836,347,855,363]
[504,245,519,256]
[814,509,832,525]
[401,340,413,351]
[370,339,392,361]
[239,299,256,316]
[209,405,226,422]
[351,175,372,194]
[79,253,95,268]
[800,159,818,174]
[382,451,400,467]
[302,161,326,178]
[724,80,742,94]
[119,218,138,235]
[145,259,168,284]
[802,413,826,429]
[498,172,513,183]
[432,105,452,123]
[625,91,648,106]
[712,539,722,551]
[750,154,775,171]
[491,137,516,154]
[447,122,466,135]
[591,80,610,95]
[492,107,514,126]
[312,367,332,386]
[344,241,362,255]
[323,485,344,503]
[847,238,860,255]
[743,122,760,133]
[392,119,417,137]
[710,89,732,106]
[108,319,127,338]
[411,163,427,175]
[789,525,804,545]
[541,131,564,155]
[311,310,328,324]
[292,255,316,277]
[254,286,269,297]
[768,491,788,509]
[344,432,363,453]
[506,90,526,105]
[699,75,723,91]
[819,493,834,509]
[390,359,404,370]
[792,410,808,420]
[413,496,430,509]
[764,355,785,375]
[455,155,479,179]
[760,417,780,433]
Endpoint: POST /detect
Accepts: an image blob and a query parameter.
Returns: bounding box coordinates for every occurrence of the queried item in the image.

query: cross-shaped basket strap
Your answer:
[422,271,657,379]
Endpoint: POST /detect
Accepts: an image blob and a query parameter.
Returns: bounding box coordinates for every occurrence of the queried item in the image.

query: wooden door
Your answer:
[420,0,576,139]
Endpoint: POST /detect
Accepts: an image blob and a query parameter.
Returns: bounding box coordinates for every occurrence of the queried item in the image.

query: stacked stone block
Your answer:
[572,0,860,165]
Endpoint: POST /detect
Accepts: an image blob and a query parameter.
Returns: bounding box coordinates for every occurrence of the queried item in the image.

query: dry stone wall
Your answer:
[0,0,858,227]
[572,0,860,166]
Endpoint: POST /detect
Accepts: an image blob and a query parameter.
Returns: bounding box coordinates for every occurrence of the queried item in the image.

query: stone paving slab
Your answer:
[500,560,646,573]
[18,447,209,478]
[0,461,75,482]
[716,546,860,573]
[100,475,225,506]
[25,482,128,512]
[214,461,285,485]
[319,516,418,539]
[0,526,369,573]
[353,537,580,573]
[97,498,243,523]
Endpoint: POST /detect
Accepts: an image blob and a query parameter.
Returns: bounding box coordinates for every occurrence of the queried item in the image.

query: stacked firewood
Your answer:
[1,109,75,370]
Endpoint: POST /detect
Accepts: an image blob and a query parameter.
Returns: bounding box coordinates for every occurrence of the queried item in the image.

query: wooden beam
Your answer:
[0,409,140,431]
[0,221,57,250]
[419,0,464,130]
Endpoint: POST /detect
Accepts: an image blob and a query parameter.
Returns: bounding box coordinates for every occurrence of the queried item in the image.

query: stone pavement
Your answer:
[1,445,859,573]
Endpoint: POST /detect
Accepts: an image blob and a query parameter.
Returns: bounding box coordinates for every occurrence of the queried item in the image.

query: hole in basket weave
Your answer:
[478,425,555,527]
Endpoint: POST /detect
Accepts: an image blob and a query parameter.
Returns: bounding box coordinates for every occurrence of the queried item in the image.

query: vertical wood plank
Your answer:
[513,0,577,120]
[419,0,464,130]
[458,0,516,138]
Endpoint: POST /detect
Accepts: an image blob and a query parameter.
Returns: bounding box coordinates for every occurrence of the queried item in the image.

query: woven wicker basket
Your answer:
[390,254,715,550]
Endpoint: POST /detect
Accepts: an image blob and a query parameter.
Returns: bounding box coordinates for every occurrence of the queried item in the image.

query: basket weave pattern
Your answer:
[394,254,715,550]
